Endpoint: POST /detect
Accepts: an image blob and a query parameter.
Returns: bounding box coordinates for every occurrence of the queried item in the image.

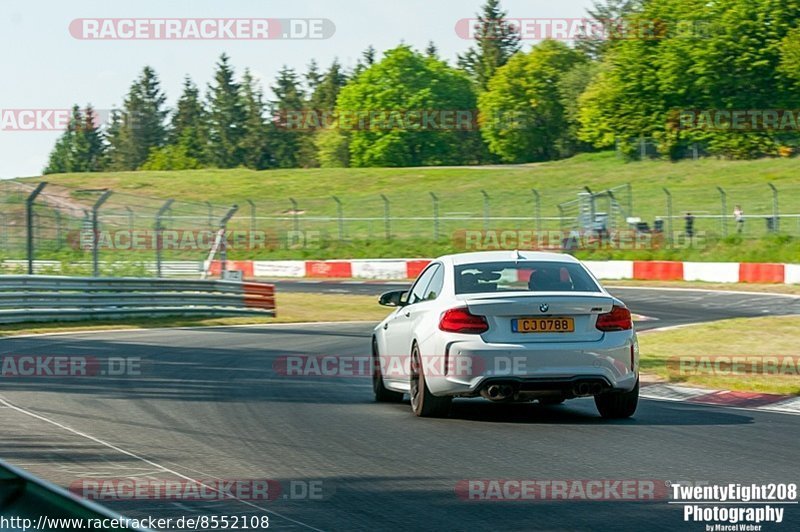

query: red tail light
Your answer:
[596,305,632,331]
[439,307,489,334]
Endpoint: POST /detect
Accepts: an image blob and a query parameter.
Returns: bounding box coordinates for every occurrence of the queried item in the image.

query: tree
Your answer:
[578,0,800,160]
[354,45,377,75]
[309,59,348,113]
[240,69,273,169]
[426,41,439,58]
[479,40,586,162]
[334,45,481,167]
[575,0,645,59]
[206,54,247,167]
[106,67,168,169]
[43,105,106,174]
[168,76,209,165]
[457,0,520,90]
[270,66,308,167]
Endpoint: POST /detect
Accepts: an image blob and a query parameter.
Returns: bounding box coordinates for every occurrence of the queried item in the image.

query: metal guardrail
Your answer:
[0,459,150,531]
[0,275,275,324]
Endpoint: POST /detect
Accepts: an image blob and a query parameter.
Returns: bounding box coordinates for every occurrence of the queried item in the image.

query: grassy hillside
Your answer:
[11,152,800,263]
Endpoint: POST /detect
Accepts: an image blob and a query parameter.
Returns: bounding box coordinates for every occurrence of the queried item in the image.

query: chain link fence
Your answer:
[1,178,798,277]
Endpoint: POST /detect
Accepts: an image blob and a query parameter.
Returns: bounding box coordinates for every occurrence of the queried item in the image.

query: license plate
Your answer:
[512,317,575,333]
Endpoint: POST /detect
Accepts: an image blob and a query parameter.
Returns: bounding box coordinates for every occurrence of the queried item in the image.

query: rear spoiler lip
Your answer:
[455,291,627,309]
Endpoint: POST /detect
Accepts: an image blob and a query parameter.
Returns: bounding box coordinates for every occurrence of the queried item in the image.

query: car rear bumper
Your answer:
[423,331,638,397]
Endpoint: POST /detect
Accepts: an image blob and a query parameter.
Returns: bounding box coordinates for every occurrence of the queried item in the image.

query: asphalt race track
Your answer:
[1,288,799,531]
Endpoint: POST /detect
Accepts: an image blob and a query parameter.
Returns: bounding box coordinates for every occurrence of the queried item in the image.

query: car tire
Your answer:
[595,379,639,419]
[409,343,451,418]
[372,338,404,403]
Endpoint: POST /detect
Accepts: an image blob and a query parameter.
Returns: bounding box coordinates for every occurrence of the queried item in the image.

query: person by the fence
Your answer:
[734,205,744,233]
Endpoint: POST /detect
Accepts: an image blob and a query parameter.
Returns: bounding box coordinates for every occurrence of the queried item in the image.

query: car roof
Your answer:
[436,250,581,266]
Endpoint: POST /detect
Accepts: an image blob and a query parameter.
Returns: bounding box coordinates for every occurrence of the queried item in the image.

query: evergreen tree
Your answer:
[270,66,306,167]
[426,41,439,58]
[206,54,247,168]
[457,0,520,90]
[43,105,105,173]
[105,66,168,169]
[240,69,273,170]
[575,0,644,58]
[169,76,209,164]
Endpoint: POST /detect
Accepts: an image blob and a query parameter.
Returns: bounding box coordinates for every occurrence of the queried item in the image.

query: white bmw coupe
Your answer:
[372,251,639,418]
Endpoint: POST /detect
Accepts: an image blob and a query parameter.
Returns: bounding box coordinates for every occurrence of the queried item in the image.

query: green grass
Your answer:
[10,151,800,262]
[639,316,800,395]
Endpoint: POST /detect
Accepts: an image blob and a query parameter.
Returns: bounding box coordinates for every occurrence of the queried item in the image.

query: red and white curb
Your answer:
[640,383,800,415]
[203,259,800,284]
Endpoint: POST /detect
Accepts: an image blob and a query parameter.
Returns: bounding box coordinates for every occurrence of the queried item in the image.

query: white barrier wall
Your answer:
[683,262,740,283]
[582,260,634,280]
[253,260,306,278]
[351,260,409,280]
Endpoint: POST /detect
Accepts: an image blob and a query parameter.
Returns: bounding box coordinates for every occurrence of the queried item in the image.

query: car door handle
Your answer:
[383,322,389,330]
[404,311,411,317]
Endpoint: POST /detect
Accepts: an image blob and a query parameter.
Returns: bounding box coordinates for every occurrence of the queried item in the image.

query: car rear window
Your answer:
[454,261,601,294]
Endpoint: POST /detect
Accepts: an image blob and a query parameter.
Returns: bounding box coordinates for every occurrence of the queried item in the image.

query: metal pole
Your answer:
[768,183,779,233]
[289,198,300,234]
[332,196,344,240]
[430,192,439,240]
[626,182,632,216]
[531,189,541,235]
[557,205,566,232]
[91,190,113,277]
[154,199,174,278]
[205,201,213,227]
[54,211,62,250]
[25,182,47,275]
[125,206,134,233]
[246,199,256,234]
[380,194,390,240]
[716,186,727,237]
[663,188,673,247]
[481,190,489,231]
[219,205,239,276]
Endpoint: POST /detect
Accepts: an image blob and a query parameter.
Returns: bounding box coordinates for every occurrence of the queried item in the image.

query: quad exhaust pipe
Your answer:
[481,384,515,402]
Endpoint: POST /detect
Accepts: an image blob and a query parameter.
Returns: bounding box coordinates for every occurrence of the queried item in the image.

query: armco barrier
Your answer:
[0,459,148,531]
[0,275,275,324]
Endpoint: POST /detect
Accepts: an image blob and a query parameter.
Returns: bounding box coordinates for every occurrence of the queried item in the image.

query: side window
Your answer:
[424,266,445,301]
[408,264,440,305]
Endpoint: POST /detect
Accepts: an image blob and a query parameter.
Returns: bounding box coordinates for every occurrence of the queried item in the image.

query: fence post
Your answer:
[25,182,47,275]
[557,205,566,232]
[218,205,239,276]
[289,198,300,234]
[639,135,646,160]
[246,199,256,234]
[332,196,344,240]
[380,194,390,240]
[54,210,62,251]
[91,190,113,277]
[430,192,439,240]
[716,186,727,237]
[768,183,779,233]
[481,190,490,231]
[663,187,673,247]
[154,199,174,278]
[626,182,633,215]
[205,201,213,227]
[531,189,541,235]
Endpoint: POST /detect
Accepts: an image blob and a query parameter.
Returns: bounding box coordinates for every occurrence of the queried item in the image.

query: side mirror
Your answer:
[379,290,408,307]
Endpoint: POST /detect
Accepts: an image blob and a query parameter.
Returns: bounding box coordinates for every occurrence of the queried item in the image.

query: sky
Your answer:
[0,0,594,179]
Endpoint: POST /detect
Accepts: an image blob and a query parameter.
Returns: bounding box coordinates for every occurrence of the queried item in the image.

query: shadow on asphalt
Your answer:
[379,399,755,427]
